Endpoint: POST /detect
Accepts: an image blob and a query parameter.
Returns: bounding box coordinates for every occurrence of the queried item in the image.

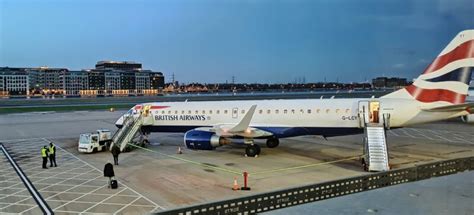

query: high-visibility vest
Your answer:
[49,145,55,155]
[41,148,48,157]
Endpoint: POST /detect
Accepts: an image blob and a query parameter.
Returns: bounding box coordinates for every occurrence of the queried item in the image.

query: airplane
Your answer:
[461,88,474,123]
[116,30,473,157]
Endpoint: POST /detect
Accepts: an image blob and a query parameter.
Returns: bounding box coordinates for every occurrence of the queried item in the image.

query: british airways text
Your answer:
[155,115,207,121]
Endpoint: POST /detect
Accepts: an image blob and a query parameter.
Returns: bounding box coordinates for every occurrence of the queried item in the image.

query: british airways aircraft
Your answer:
[116,30,474,156]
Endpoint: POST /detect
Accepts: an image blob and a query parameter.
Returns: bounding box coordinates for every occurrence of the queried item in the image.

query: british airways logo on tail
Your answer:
[155,115,207,121]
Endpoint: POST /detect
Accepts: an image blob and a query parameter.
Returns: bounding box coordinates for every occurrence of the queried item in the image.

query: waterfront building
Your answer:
[27,67,68,95]
[0,68,29,96]
[104,71,121,95]
[0,61,164,97]
[63,71,89,96]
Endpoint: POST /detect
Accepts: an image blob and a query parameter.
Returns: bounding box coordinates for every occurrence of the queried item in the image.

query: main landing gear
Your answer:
[245,137,280,157]
[266,137,279,148]
[245,144,261,157]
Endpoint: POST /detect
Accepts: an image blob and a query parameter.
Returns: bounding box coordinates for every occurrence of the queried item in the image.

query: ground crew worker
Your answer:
[111,145,120,165]
[103,161,115,188]
[41,146,48,169]
[49,142,57,167]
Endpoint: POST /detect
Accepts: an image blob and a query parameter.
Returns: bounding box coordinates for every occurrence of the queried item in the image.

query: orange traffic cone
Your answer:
[232,177,239,191]
[177,147,183,154]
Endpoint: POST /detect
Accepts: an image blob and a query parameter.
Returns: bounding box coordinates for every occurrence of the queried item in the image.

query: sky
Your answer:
[0,0,473,83]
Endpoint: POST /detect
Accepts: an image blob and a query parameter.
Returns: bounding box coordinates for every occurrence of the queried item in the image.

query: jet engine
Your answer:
[461,114,474,123]
[184,130,231,150]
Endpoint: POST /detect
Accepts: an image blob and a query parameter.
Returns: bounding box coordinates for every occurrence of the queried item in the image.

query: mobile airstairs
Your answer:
[358,101,390,172]
[363,125,390,171]
[110,108,154,152]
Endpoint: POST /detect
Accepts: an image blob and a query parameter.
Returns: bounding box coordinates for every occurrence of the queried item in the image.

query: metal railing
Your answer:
[111,115,142,151]
[157,156,474,215]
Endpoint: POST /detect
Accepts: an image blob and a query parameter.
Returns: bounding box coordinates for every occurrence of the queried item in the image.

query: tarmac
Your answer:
[0,110,473,214]
[0,138,161,214]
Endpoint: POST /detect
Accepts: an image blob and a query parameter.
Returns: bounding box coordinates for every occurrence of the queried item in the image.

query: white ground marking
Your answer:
[407,128,436,140]
[1,137,164,214]
[41,138,165,212]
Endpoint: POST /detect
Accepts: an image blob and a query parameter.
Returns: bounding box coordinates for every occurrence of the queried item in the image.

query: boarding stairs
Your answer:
[111,112,154,152]
[363,124,390,172]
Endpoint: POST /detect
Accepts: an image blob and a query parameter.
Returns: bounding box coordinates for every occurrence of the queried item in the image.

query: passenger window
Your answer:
[241,110,245,114]
[209,110,213,114]
[217,110,220,114]
[291,109,295,114]
[275,110,279,114]
[316,109,320,113]
[188,110,191,114]
[284,109,288,114]
[224,110,228,114]
[267,109,271,114]
[175,110,178,114]
[259,110,263,114]
[307,109,311,114]
[326,109,330,113]
[202,110,206,114]
[161,110,165,114]
[300,109,304,114]
[181,110,185,114]
[336,109,340,113]
[168,110,171,114]
[346,109,350,113]
[195,110,199,114]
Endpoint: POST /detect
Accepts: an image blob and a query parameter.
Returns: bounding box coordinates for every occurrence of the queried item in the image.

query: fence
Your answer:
[158,156,474,215]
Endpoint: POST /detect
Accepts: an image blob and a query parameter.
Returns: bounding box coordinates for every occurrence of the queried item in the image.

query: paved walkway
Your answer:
[0,138,162,214]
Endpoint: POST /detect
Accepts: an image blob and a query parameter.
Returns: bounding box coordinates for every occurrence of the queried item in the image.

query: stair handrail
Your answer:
[111,116,132,144]
[118,115,144,151]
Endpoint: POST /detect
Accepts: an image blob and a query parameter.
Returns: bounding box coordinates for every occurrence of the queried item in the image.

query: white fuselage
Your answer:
[117,98,467,138]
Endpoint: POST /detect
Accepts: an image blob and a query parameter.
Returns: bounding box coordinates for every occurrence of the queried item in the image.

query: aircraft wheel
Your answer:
[266,137,279,148]
[246,144,260,157]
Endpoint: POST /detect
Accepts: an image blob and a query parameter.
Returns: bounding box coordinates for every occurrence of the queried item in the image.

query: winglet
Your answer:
[228,105,257,133]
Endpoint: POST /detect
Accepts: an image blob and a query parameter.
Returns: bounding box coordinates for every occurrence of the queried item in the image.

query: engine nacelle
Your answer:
[184,130,230,150]
[461,114,474,123]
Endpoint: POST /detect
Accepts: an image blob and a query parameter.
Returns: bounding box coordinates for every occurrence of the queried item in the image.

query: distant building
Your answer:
[0,68,29,96]
[135,72,150,92]
[0,61,165,97]
[119,71,136,90]
[104,71,121,95]
[27,67,68,95]
[87,70,106,94]
[63,71,88,96]
[372,77,407,88]
[95,61,142,70]
[150,72,165,90]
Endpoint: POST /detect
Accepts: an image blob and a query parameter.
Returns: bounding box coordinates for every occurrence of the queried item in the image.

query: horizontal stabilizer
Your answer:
[422,103,474,112]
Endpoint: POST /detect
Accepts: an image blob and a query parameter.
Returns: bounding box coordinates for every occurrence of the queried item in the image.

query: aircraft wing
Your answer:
[422,103,474,112]
[193,104,273,138]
